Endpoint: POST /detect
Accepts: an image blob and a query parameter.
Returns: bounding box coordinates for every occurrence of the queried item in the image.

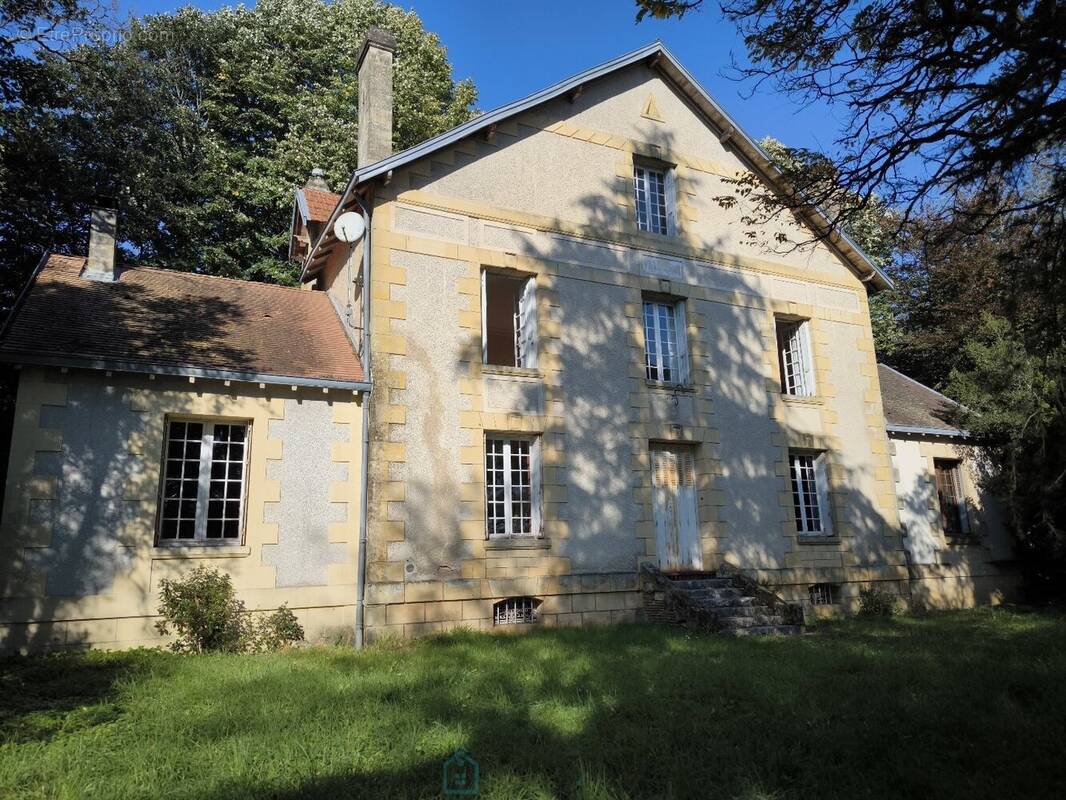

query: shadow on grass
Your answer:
[0,648,170,744]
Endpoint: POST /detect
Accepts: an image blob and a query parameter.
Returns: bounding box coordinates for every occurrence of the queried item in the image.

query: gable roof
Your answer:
[297,187,341,224]
[0,255,367,390]
[878,363,967,437]
[304,41,892,291]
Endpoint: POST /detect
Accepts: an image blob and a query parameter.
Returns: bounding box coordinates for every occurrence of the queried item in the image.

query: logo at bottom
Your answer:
[442,747,480,796]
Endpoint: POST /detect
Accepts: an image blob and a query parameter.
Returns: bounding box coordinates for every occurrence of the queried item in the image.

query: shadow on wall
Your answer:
[0,283,255,654]
[390,120,920,593]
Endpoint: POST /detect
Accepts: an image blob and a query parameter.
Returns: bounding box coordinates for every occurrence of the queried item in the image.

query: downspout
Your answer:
[352,187,373,649]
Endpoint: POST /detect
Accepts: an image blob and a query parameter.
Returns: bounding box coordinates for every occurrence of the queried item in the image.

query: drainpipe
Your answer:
[353,188,373,649]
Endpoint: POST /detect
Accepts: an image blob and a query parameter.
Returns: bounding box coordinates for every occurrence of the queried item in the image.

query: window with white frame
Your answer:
[158,419,249,543]
[482,271,537,368]
[633,163,675,235]
[485,436,540,538]
[643,298,689,383]
[776,318,815,397]
[789,451,833,536]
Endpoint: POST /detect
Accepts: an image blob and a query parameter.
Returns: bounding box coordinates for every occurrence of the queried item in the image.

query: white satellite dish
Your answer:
[333,211,366,243]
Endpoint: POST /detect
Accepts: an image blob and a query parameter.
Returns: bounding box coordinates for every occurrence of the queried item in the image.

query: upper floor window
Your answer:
[633,163,675,235]
[158,419,249,544]
[934,458,970,538]
[482,271,537,369]
[789,450,833,536]
[776,318,815,397]
[643,298,689,384]
[485,435,541,538]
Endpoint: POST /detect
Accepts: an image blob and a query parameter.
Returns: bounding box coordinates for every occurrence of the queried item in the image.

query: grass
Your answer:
[1,608,1065,799]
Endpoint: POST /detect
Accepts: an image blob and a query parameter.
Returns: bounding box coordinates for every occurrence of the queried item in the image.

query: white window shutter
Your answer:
[664,168,678,235]
[480,269,488,364]
[814,453,834,536]
[799,321,816,396]
[519,278,538,368]
[675,301,690,384]
[957,467,972,535]
[531,437,543,536]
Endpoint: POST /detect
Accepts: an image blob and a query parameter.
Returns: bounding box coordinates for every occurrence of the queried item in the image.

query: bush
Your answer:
[155,566,303,653]
[857,585,901,617]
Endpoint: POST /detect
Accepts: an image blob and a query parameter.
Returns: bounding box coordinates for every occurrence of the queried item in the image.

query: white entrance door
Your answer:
[651,445,702,572]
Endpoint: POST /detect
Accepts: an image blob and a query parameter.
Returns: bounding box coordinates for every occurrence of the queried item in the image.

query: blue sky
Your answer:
[110,0,847,154]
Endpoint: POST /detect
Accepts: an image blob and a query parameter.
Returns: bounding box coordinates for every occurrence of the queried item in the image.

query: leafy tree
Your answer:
[0,0,477,297]
[635,0,1066,235]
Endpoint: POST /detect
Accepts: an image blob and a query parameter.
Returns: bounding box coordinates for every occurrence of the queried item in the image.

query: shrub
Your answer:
[155,566,303,653]
[857,585,901,617]
[248,605,304,653]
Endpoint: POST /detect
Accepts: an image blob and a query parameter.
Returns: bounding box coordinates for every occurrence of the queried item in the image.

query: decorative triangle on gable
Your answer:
[640,93,665,122]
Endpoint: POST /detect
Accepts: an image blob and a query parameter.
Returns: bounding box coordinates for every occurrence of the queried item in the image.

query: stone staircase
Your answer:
[640,564,804,636]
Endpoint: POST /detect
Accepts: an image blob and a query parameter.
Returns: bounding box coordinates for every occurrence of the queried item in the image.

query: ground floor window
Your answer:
[485,435,540,537]
[158,419,249,543]
[789,451,833,536]
[493,597,540,625]
[934,458,970,538]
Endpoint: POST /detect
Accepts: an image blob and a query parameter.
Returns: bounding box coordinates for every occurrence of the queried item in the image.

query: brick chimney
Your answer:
[83,206,118,281]
[356,27,395,168]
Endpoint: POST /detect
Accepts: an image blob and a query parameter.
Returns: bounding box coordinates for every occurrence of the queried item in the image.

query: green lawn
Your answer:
[2,609,1065,800]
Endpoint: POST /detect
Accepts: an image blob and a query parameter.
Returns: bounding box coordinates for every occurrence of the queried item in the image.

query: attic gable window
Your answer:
[481,271,537,369]
[634,163,676,235]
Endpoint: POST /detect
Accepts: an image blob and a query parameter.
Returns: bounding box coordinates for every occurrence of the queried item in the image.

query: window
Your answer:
[776,319,815,397]
[934,459,970,538]
[485,436,540,538]
[809,583,838,606]
[158,419,249,543]
[789,451,833,536]
[643,298,689,383]
[633,163,675,235]
[493,597,541,626]
[481,272,537,368]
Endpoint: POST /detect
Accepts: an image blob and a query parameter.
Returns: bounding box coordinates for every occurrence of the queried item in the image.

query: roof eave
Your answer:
[886,424,971,440]
[0,351,371,393]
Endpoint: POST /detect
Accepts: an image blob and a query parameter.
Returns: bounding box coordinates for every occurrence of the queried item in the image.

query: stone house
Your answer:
[0,36,1017,651]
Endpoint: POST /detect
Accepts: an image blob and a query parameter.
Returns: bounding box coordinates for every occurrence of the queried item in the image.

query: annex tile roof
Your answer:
[0,254,366,389]
[299,187,341,223]
[878,363,965,436]
[304,41,892,291]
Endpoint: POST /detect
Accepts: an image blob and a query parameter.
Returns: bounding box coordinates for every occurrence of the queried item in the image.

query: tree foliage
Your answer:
[636,0,1066,237]
[0,0,477,300]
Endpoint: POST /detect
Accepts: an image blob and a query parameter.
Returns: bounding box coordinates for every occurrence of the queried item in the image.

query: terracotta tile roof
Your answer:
[0,254,365,386]
[301,188,341,223]
[878,363,962,433]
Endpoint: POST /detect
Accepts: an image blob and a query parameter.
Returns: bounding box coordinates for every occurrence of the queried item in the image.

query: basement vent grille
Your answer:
[809,583,838,607]
[493,597,540,626]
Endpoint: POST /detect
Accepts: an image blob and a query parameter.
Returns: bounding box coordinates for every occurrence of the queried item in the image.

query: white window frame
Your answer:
[485,435,542,538]
[481,270,538,369]
[642,298,689,384]
[789,450,833,536]
[777,318,816,397]
[633,163,675,235]
[157,418,250,545]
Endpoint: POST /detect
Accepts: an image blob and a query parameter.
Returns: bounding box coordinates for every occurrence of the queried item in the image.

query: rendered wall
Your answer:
[0,367,364,653]
[890,434,1018,608]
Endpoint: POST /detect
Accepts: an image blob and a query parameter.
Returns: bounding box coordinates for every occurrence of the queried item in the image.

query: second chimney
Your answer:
[356,27,395,168]
[84,206,118,282]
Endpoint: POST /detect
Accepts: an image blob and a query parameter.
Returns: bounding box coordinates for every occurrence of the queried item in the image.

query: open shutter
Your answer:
[798,322,816,395]
[675,301,690,384]
[531,437,543,536]
[814,453,834,536]
[518,278,538,368]
[955,465,972,535]
[664,168,678,235]
[480,270,488,364]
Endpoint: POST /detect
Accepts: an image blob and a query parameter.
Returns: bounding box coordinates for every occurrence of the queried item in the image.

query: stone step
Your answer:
[696,595,762,609]
[706,603,775,617]
[730,624,804,637]
[686,587,742,601]
[668,577,734,590]
[716,614,786,629]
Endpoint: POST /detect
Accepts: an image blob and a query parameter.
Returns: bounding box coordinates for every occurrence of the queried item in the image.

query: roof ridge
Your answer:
[49,254,323,298]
